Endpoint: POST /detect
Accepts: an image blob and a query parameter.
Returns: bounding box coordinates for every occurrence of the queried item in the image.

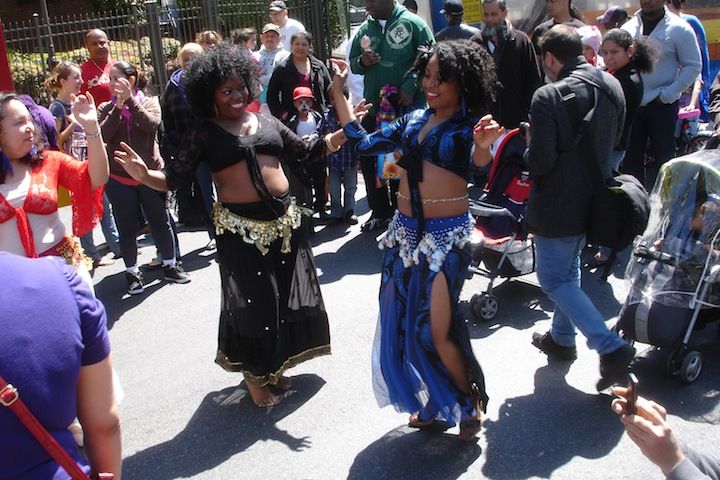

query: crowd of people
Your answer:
[1,0,720,478]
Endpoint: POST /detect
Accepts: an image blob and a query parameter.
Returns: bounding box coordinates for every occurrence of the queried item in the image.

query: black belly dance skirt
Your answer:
[213,193,330,386]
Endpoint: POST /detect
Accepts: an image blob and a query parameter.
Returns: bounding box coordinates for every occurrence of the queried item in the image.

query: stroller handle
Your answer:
[469,200,519,223]
[634,245,676,266]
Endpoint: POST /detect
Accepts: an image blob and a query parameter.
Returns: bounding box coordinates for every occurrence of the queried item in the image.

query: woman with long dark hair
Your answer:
[587,29,658,269]
[330,40,502,441]
[266,30,332,121]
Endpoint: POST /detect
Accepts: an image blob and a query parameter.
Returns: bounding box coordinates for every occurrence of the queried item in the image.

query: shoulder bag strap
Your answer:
[0,375,91,480]
[554,74,607,187]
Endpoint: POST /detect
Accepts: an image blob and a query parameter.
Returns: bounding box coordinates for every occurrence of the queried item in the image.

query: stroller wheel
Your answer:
[679,350,703,383]
[666,347,683,377]
[470,293,499,321]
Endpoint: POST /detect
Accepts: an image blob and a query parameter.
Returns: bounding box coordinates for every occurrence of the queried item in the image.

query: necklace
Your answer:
[89,59,108,76]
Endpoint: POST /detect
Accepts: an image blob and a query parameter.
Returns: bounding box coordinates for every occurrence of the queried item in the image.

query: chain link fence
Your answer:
[2,0,342,104]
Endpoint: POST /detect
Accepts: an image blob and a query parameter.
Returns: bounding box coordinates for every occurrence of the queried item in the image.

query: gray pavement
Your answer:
[76,190,720,480]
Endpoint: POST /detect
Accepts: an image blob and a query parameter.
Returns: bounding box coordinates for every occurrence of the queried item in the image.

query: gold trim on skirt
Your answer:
[215,345,331,387]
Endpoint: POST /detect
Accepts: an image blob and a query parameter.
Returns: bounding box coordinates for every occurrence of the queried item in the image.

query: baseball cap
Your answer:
[596,6,628,26]
[261,23,280,34]
[269,1,287,11]
[439,0,464,15]
[293,86,314,101]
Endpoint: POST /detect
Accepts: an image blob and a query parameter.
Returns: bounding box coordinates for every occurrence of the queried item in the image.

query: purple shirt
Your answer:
[0,253,110,480]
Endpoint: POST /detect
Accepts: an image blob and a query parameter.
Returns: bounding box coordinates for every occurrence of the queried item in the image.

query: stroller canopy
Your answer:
[626,149,720,308]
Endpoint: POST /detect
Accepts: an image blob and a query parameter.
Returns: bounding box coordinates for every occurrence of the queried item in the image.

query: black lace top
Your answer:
[165,114,324,200]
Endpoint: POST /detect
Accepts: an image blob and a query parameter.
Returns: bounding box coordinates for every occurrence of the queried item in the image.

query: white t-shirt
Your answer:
[279,18,306,52]
[295,115,318,138]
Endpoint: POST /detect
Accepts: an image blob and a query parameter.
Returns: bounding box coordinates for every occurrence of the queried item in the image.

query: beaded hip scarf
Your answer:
[213,199,312,255]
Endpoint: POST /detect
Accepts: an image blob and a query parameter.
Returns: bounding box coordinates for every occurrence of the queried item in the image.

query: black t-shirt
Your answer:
[641,13,663,36]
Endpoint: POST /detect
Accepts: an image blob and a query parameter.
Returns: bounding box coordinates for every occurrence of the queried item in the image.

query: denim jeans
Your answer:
[80,192,121,260]
[328,167,358,218]
[195,162,216,240]
[105,178,176,268]
[534,234,626,355]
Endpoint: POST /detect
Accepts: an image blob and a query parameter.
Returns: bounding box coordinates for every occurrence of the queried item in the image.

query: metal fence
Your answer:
[2,0,339,104]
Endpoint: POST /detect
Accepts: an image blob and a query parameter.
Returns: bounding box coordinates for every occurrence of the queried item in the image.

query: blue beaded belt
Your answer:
[379,211,474,272]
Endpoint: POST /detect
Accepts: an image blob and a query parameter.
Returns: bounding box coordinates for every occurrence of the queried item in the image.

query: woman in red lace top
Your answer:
[0,92,108,266]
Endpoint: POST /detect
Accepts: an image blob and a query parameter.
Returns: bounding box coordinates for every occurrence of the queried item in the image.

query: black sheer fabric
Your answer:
[215,196,330,385]
[165,114,325,192]
[164,114,331,386]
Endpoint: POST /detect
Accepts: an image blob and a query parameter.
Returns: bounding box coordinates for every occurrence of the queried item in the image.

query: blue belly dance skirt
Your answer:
[373,211,489,427]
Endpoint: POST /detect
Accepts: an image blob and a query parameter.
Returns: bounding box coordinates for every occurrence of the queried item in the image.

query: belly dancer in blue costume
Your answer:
[330,40,503,441]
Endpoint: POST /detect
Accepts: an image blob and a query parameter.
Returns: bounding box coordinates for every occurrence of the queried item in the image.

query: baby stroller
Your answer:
[467,128,536,321]
[616,148,720,383]
[675,107,717,156]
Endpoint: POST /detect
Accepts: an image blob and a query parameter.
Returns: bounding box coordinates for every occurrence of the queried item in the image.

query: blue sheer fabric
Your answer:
[372,212,487,427]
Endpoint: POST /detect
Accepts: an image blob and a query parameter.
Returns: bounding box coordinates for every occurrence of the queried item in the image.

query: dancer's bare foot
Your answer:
[274,375,293,391]
[408,412,436,428]
[246,382,280,408]
[458,418,482,442]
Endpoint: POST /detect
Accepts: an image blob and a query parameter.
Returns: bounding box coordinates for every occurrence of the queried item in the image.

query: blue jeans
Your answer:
[534,234,625,355]
[195,162,216,240]
[328,167,357,218]
[80,193,121,260]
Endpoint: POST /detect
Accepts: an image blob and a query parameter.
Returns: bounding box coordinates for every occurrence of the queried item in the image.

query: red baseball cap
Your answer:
[292,86,314,101]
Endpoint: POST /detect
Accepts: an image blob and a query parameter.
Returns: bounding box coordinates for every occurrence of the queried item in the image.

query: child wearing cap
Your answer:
[577,25,603,69]
[285,86,328,223]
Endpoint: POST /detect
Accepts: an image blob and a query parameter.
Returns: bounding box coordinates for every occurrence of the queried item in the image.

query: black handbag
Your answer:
[587,172,649,250]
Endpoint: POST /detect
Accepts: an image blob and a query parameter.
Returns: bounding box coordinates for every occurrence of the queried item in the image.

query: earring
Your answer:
[213,103,219,118]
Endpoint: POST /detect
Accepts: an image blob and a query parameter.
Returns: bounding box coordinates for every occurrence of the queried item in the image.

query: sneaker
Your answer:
[531,331,577,361]
[126,271,145,295]
[344,211,359,225]
[596,343,636,391]
[164,263,191,284]
[361,217,389,232]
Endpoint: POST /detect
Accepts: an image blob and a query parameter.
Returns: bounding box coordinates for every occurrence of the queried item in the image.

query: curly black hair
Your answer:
[184,43,261,119]
[411,40,496,115]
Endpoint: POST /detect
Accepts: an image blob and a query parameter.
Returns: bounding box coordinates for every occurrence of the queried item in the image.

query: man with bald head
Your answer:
[80,29,114,105]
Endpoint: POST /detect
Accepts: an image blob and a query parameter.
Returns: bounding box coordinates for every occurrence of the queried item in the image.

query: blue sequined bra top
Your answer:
[343,107,478,183]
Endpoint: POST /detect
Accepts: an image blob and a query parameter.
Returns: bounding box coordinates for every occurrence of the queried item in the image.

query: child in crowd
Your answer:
[286,86,328,218]
[45,61,122,268]
[326,86,358,226]
[578,25,603,68]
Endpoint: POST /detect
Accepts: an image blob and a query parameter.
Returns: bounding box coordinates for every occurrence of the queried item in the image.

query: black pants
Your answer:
[106,178,177,268]
[308,161,327,211]
[360,115,398,220]
[622,99,679,190]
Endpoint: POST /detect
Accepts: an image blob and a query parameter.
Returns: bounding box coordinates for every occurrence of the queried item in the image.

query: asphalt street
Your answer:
[76,189,720,480]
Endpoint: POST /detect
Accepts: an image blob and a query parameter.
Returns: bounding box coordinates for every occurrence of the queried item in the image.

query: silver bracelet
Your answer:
[85,130,101,139]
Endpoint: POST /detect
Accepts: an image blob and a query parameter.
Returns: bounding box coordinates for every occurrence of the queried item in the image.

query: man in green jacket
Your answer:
[349,0,434,231]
